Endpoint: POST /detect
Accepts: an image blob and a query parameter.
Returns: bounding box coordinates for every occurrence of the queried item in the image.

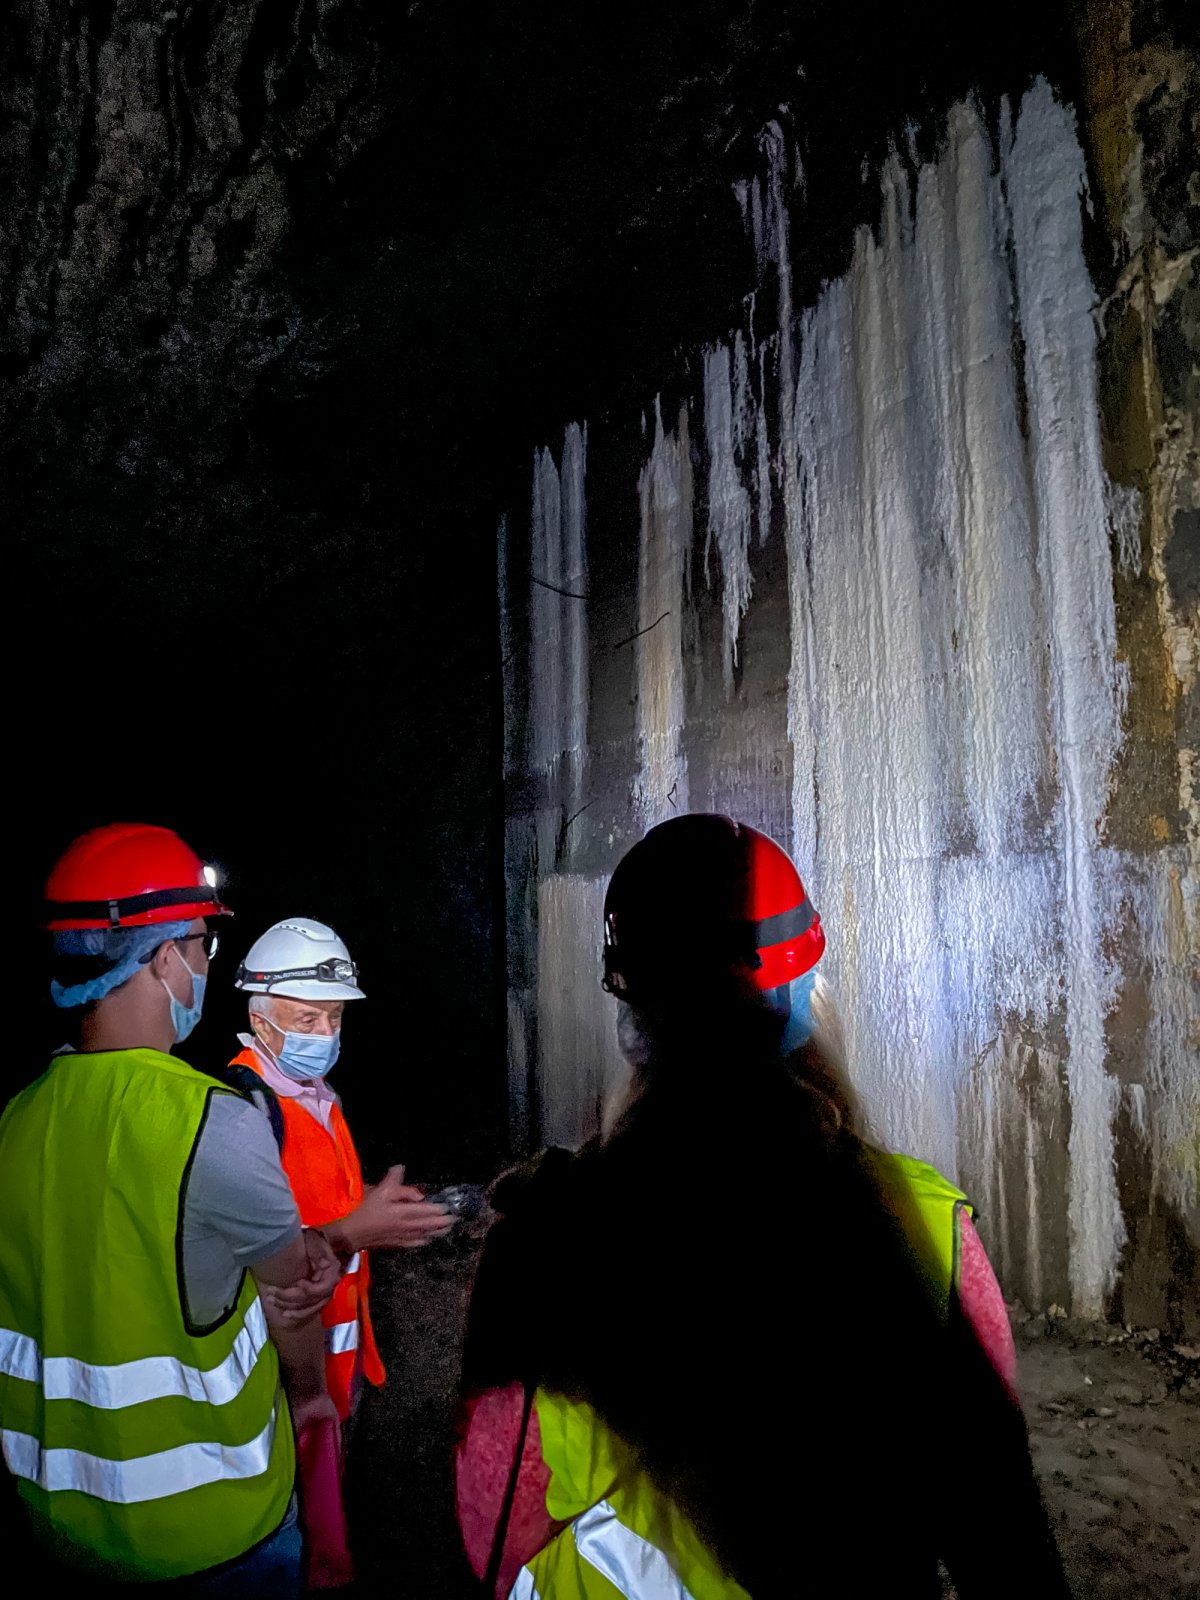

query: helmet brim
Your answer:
[753,919,826,989]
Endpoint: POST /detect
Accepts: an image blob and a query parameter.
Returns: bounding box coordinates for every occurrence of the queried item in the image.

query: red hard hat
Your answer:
[43,823,231,930]
[602,814,825,1000]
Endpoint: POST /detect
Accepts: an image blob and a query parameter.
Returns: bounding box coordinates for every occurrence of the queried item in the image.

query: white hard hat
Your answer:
[234,918,366,1001]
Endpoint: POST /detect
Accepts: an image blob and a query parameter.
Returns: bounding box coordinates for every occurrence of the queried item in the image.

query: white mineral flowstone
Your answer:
[506,80,1197,1318]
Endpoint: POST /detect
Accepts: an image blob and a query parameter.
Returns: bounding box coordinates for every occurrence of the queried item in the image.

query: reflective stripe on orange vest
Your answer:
[325,1322,359,1356]
[231,1048,386,1420]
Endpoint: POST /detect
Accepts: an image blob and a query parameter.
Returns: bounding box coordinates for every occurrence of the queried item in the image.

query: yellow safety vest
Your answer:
[0,1048,295,1580]
[513,1150,972,1599]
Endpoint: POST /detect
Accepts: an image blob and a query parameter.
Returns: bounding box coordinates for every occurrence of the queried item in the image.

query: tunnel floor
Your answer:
[348,1235,1199,1599]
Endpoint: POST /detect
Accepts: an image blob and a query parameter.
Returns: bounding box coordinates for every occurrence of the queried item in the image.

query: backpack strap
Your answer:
[482,1382,536,1597]
[201,1061,286,1154]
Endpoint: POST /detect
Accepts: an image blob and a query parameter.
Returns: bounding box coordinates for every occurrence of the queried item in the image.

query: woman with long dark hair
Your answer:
[456,816,1068,1598]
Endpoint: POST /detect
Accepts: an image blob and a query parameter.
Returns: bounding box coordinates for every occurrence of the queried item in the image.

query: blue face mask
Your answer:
[260,1024,341,1082]
[780,970,818,1054]
[161,945,207,1044]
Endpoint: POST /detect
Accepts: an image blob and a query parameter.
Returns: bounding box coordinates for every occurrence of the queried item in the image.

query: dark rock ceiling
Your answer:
[3,0,1079,538]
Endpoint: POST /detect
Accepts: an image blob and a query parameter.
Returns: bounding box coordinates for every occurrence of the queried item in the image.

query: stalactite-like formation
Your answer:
[703,345,754,688]
[506,79,1197,1322]
[528,425,590,865]
[636,401,692,827]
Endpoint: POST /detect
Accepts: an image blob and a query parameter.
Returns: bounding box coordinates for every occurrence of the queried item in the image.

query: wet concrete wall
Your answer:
[1071,0,1199,1331]
[502,7,1198,1331]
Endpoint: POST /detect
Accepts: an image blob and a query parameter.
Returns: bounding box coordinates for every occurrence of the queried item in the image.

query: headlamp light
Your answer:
[236,956,360,988]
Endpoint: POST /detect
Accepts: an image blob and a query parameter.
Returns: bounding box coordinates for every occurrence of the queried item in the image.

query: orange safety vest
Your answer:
[231,1048,386,1420]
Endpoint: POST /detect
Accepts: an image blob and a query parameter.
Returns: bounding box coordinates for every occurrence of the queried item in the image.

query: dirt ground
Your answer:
[1013,1310,1199,1599]
[348,1231,1200,1598]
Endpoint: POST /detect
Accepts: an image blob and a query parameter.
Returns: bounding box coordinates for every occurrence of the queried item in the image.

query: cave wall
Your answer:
[501,7,1198,1329]
[1071,0,1199,1329]
[4,1,1193,1299]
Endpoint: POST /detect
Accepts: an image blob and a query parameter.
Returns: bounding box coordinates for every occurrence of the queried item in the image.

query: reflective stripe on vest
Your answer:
[0,1299,270,1410]
[513,1500,700,1599]
[325,1321,359,1356]
[0,1049,294,1580]
[3,1401,280,1503]
[572,1501,696,1598]
[526,1393,748,1600]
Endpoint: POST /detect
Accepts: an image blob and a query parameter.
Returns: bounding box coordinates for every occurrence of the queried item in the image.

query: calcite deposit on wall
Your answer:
[502,34,1198,1330]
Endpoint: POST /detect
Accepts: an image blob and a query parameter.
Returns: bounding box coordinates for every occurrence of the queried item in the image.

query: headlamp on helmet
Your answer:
[235,956,359,989]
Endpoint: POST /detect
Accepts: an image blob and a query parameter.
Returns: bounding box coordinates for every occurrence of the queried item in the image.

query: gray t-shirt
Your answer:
[180,1090,301,1327]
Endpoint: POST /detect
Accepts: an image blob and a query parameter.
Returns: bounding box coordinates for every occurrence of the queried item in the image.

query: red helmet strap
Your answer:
[603,897,817,996]
[45,884,223,930]
[747,899,818,948]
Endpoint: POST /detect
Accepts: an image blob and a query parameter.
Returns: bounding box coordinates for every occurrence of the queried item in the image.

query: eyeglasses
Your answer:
[136,929,221,968]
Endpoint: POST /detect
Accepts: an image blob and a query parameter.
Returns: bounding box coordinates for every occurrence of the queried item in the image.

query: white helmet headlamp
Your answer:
[236,955,359,988]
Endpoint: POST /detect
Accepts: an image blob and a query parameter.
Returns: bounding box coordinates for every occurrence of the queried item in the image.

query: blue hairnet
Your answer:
[50,920,191,1009]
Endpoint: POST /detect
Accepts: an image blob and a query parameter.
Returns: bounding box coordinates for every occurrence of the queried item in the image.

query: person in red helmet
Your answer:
[455,814,1068,1599]
[0,824,340,1594]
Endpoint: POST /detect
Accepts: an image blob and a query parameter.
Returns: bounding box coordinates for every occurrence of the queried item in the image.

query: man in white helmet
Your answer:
[230,918,452,1423]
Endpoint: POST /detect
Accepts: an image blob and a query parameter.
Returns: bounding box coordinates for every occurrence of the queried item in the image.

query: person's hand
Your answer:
[346,1164,454,1251]
[260,1228,342,1328]
[288,1389,341,1437]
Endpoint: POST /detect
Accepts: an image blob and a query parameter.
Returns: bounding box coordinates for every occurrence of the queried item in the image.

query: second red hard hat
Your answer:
[602,814,825,1000]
